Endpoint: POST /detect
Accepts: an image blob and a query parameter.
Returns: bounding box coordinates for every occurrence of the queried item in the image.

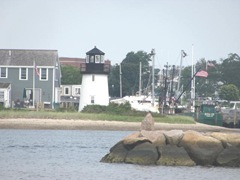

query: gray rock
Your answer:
[216,145,240,167]
[141,112,154,131]
[179,130,224,166]
[100,141,128,163]
[163,130,184,145]
[125,141,159,165]
[157,144,196,166]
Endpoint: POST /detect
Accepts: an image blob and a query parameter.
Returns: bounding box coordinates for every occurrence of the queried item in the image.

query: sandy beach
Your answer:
[0,118,239,133]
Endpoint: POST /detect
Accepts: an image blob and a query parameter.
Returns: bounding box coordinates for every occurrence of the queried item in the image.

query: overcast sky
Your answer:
[1,0,240,68]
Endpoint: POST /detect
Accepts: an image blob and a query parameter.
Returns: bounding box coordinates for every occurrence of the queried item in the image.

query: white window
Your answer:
[64,87,70,95]
[0,67,7,78]
[95,55,100,63]
[90,56,94,63]
[75,87,80,95]
[40,68,48,81]
[100,55,104,63]
[20,68,28,80]
[86,55,89,63]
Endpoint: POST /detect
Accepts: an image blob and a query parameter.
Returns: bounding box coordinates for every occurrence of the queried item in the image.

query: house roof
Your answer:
[0,49,58,66]
[0,83,10,88]
[86,46,105,55]
[59,57,85,68]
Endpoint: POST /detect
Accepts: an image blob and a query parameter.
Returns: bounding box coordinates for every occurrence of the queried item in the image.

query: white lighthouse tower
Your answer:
[78,46,110,111]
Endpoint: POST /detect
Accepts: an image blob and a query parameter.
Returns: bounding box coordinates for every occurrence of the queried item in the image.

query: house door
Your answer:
[26,88,42,105]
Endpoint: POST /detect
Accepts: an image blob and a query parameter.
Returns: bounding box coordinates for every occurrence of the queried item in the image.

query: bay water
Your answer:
[0,129,239,180]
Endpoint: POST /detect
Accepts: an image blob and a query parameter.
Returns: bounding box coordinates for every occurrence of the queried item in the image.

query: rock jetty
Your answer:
[101,114,240,167]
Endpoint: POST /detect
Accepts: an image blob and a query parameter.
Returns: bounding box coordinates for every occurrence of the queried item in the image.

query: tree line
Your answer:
[61,51,240,102]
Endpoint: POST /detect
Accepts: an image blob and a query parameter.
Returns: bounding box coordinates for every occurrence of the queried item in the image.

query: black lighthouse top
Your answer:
[80,46,110,74]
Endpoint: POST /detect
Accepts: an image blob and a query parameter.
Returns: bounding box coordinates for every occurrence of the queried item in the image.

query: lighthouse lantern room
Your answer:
[79,46,110,111]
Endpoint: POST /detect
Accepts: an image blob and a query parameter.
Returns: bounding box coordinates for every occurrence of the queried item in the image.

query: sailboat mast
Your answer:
[191,44,195,112]
[151,49,155,106]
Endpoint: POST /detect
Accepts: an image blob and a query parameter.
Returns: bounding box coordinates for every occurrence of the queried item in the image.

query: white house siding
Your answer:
[79,74,109,111]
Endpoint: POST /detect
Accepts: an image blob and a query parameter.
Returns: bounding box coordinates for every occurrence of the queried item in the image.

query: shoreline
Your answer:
[0,118,240,133]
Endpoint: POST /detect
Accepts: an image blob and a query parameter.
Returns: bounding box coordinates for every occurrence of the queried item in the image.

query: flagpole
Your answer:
[33,60,35,108]
[191,44,195,112]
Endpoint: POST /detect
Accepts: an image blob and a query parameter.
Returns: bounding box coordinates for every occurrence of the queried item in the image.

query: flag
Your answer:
[182,50,187,57]
[207,61,214,67]
[196,70,208,78]
[35,64,40,77]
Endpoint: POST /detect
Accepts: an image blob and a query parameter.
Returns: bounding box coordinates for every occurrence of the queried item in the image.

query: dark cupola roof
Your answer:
[86,46,105,55]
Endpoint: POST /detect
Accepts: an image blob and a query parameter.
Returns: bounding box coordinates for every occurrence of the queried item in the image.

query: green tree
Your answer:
[61,65,82,85]
[108,50,160,97]
[219,84,239,101]
[108,64,120,97]
[220,53,240,88]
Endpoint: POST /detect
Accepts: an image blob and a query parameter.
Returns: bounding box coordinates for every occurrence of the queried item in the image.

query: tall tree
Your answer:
[61,65,82,85]
[220,53,240,88]
[108,50,160,97]
[121,51,153,96]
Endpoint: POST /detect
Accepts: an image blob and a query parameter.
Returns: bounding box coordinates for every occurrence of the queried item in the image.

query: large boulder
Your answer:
[140,130,166,146]
[157,144,196,166]
[163,130,184,145]
[100,141,128,163]
[216,146,240,167]
[125,141,159,165]
[179,130,224,166]
[210,132,240,148]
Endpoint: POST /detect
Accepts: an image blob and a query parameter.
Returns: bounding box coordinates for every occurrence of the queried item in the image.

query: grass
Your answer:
[0,109,195,124]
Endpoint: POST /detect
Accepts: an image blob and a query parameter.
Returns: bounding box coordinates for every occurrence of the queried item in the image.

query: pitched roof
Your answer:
[0,49,58,66]
[86,46,105,55]
[59,57,85,68]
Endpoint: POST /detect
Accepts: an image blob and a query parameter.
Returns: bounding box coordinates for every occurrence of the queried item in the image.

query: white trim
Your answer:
[0,65,54,68]
[64,86,71,95]
[52,65,55,109]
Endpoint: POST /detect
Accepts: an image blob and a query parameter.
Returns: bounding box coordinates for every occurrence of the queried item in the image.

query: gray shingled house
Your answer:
[0,49,61,109]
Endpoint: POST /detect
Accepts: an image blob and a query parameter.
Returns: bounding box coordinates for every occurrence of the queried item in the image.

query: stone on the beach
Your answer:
[141,112,154,131]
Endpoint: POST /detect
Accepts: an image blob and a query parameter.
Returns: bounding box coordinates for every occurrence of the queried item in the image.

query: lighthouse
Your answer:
[78,46,110,111]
